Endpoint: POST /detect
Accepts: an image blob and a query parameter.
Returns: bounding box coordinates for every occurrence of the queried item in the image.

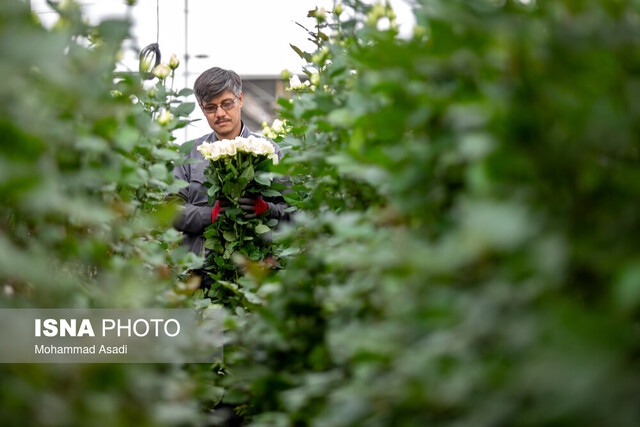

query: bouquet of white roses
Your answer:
[197,135,279,165]
[197,135,282,287]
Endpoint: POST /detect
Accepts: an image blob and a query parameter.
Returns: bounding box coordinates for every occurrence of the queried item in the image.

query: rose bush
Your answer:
[205,1,640,426]
[0,0,206,424]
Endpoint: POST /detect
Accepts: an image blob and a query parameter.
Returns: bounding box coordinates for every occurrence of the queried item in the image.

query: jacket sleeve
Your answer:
[264,175,293,223]
[265,200,290,222]
[172,162,213,235]
[175,204,214,235]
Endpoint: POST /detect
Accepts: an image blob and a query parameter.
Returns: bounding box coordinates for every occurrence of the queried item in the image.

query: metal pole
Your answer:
[184,0,189,90]
[184,0,189,142]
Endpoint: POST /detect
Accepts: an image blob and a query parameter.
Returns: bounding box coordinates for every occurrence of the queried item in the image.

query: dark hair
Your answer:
[193,67,242,104]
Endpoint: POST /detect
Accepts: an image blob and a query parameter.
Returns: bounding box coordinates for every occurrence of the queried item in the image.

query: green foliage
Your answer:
[215,0,640,425]
[5,0,640,424]
[0,0,204,424]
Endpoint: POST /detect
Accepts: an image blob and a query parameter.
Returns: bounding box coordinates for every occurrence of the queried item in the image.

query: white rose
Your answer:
[252,137,268,155]
[157,109,174,125]
[213,144,225,160]
[244,135,259,153]
[215,141,227,157]
[169,53,180,70]
[263,141,275,155]
[197,142,215,159]
[228,140,239,156]
[217,140,237,157]
[153,63,171,79]
[240,136,279,164]
[289,74,303,90]
[244,138,255,153]
[257,139,275,156]
[271,119,284,134]
[316,7,327,21]
[234,137,248,153]
[196,142,208,158]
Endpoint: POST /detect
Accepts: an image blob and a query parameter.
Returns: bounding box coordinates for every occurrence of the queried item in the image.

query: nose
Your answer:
[214,107,227,118]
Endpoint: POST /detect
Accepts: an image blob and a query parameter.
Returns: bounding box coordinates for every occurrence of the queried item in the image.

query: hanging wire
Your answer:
[139,0,162,80]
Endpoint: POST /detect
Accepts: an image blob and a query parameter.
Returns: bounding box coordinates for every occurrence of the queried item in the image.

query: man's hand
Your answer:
[211,198,231,223]
[218,198,231,210]
[239,196,269,219]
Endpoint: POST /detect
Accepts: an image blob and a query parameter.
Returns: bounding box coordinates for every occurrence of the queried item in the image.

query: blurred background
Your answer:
[29,0,415,140]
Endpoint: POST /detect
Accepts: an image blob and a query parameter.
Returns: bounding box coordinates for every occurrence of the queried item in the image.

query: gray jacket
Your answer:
[172,123,289,256]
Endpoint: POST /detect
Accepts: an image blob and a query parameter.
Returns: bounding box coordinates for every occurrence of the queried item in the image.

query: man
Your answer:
[172,67,289,282]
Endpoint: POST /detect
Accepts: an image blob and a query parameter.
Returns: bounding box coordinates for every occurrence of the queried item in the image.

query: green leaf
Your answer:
[148,163,168,180]
[241,165,255,182]
[178,88,194,97]
[209,182,220,196]
[329,66,347,78]
[207,186,219,197]
[327,108,355,127]
[194,298,211,309]
[270,181,287,191]
[254,173,272,186]
[204,237,223,253]
[152,147,179,161]
[223,230,238,242]
[95,19,129,41]
[113,126,140,152]
[254,224,270,234]
[171,119,191,130]
[277,97,294,110]
[172,102,196,117]
[227,161,239,176]
[290,44,306,59]
[283,193,301,204]
[179,140,196,155]
[230,182,246,200]
[171,179,189,189]
[260,189,282,198]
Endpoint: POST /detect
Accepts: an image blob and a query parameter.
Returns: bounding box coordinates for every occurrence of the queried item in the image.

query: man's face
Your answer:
[201,90,243,140]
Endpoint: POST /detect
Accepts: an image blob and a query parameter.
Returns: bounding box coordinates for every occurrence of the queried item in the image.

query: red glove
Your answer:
[214,198,267,222]
[211,201,221,223]
[238,196,269,219]
[253,197,269,215]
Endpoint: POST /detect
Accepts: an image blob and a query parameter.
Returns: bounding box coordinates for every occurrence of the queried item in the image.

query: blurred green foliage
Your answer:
[212,0,640,426]
[4,0,640,425]
[0,0,205,425]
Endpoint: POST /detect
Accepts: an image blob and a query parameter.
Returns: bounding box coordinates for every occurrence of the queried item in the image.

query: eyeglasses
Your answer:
[201,95,238,114]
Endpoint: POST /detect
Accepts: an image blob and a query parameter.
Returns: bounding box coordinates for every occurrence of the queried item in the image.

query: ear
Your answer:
[238,92,243,108]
